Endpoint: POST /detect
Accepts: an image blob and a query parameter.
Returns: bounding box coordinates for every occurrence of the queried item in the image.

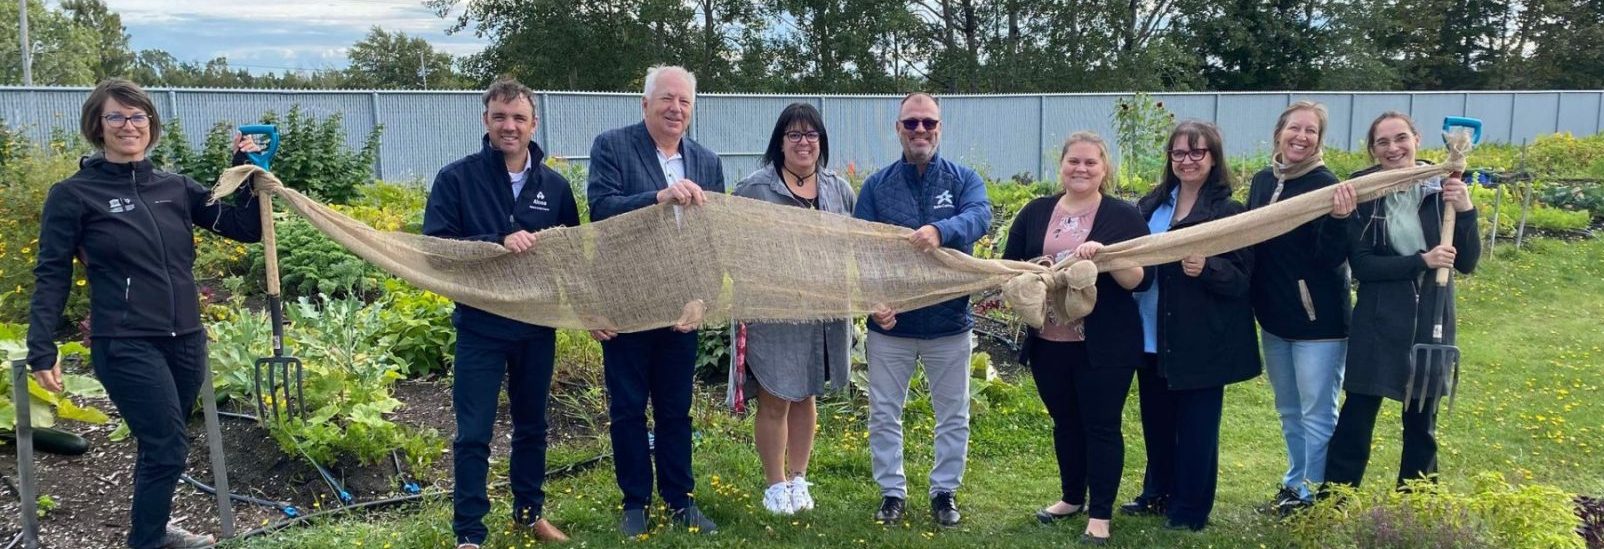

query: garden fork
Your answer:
[239,124,305,423]
[1404,118,1479,414]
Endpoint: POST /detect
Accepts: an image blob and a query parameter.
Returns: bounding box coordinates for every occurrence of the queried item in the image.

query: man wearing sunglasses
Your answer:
[853,93,992,527]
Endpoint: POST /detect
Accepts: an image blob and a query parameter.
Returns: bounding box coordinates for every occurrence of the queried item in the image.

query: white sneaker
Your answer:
[763,481,796,515]
[790,475,815,511]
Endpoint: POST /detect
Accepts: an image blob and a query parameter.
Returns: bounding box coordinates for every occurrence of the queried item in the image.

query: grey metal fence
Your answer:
[3,87,1601,184]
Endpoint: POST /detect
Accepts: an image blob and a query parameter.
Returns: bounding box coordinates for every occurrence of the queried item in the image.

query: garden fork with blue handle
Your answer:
[241,125,306,424]
[1404,116,1481,416]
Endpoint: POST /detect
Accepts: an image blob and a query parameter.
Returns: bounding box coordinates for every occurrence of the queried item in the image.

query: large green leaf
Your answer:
[62,374,105,398]
[55,397,109,424]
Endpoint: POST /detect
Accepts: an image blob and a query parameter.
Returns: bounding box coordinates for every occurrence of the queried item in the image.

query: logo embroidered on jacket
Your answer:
[530,190,549,210]
[934,190,955,209]
[107,198,136,213]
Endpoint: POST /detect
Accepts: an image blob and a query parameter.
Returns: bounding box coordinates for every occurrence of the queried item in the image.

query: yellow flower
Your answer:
[75,279,86,287]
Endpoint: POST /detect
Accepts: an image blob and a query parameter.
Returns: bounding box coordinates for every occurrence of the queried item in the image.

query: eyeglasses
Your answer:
[899,118,940,131]
[785,131,821,143]
[1168,148,1209,162]
[103,113,150,128]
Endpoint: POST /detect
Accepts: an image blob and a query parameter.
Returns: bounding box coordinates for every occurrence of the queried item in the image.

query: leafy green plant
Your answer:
[206,296,441,466]
[247,214,383,299]
[546,156,591,224]
[376,279,455,378]
[0,149,89,326]
[35,494,56,518]
[695,323,732,383]
[1538,182,1604,221]
[1290,474,1584,549]
[0,326,109,429]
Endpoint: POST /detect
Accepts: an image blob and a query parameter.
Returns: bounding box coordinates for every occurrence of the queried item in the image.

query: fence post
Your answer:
[538,92,550,151]
[1037,95,1047,182]
[370,92,384,180]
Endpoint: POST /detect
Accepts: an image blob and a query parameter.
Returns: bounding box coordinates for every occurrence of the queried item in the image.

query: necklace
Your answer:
[782,165,816,188]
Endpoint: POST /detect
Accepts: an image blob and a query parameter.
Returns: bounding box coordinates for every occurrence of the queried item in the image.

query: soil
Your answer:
[0,364,608,548]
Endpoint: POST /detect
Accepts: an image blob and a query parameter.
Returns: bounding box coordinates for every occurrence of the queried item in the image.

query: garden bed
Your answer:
[0,366,609,547]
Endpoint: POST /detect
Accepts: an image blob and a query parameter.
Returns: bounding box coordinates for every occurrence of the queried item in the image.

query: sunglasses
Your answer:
[1168,148,1209,162]
[899,118,940,131]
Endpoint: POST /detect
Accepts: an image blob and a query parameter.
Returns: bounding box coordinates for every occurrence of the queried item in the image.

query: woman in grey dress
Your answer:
[732,102,855,515]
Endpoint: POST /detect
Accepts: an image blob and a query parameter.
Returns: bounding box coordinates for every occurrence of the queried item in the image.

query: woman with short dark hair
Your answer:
[27,78,261,549]
[732,102,855,515]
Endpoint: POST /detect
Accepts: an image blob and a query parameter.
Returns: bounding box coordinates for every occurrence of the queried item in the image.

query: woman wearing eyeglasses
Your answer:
[26,79,261,549]
[731,102,856,516]
[1123,121,1259,532]
[1322,112,1478,492]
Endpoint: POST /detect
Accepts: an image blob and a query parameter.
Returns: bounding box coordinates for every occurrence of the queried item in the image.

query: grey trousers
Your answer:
[867,330,972,499]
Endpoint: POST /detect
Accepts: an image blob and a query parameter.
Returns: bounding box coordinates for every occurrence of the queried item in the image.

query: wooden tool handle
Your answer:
[258,188,281,297]
[1435,171,1460,287]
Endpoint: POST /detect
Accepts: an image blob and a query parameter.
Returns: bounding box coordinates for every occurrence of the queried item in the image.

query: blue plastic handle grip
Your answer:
[238,124,280,170]
[1442,116,1483,145]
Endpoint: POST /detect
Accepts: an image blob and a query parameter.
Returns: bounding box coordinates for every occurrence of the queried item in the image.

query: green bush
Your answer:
[1289,474,1585,549]
[0,148,89,327]
[261,105,382,204]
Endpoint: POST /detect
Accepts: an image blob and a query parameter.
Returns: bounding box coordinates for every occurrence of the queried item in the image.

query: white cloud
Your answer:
[102,0,447,33]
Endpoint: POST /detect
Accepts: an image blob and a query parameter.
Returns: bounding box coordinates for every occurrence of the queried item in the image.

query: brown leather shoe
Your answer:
[525,518,570,543]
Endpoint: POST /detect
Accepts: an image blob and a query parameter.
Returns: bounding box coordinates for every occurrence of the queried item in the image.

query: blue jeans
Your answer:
[1261,330,1345,500]
[452,327,556,545]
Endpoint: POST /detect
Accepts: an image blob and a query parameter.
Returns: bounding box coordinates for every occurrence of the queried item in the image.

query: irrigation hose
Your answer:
[229,452,612,541]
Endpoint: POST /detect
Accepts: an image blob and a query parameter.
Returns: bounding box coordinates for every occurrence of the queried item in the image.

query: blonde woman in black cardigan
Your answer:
[1002,132,1149,545]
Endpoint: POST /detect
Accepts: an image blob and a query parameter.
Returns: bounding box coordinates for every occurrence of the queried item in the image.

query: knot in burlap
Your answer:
[1001,259,1097,329]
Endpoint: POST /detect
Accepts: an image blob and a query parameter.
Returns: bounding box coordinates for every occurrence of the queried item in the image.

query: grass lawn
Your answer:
[232,237,1603,548]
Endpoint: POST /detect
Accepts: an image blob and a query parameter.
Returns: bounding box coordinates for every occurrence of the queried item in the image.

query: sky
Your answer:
[71,0,489,74]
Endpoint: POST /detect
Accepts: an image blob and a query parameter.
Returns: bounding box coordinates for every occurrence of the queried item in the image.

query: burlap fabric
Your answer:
[211,132,1469,332]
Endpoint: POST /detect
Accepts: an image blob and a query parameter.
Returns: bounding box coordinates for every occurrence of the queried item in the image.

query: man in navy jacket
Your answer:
[855,93,992,527]
[585,65,725,537]
[423,78,578,549]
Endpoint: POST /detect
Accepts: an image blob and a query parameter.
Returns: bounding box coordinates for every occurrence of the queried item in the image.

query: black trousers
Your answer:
[1028,339,1133,520]
[451,327,556,545]
[1133,354,1225,530]
[1134,356,1174,503]
[91,332,209,549]
[602,328,699,511]
[1324,391,1439,488]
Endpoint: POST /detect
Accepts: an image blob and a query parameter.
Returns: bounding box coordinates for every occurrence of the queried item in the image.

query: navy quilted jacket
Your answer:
[853,154,992,339]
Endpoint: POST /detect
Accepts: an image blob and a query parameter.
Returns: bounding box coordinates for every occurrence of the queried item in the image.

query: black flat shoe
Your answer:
[1163,520,1204,532]
[1035,504,1085,524]
[1080,532,1111,545]
[1119,496,1167,517]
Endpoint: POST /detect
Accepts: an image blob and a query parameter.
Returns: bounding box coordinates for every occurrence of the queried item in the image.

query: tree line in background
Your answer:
[3,0,1602,92]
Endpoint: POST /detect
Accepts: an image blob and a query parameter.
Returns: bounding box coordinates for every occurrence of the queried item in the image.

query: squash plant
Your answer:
[0,324,110,429]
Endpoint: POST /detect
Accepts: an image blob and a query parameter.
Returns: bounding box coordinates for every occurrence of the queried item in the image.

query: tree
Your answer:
[345,27,465,89]
[1187,0,1328,90]
[0,0,97,85]
[432,0,702,91]
[60,0,133,81]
